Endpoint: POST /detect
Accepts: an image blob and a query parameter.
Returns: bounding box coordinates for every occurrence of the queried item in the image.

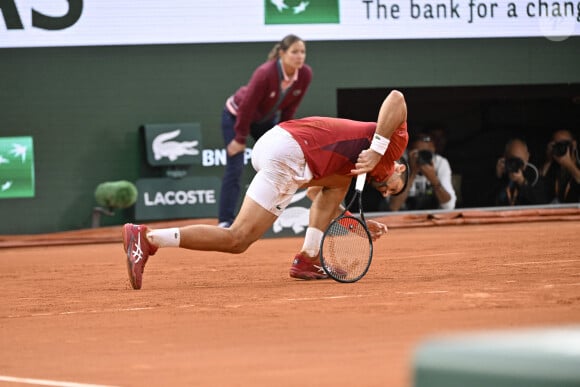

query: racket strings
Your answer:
[322,218,372,282]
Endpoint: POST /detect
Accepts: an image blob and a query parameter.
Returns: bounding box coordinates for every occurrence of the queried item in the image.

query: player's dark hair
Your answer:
[391,157,410,196]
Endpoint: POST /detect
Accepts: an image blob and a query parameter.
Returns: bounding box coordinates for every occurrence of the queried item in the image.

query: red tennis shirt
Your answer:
[279,117,408,182]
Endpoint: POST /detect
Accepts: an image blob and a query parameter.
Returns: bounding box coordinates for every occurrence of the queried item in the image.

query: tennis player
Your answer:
[123,90,409,289]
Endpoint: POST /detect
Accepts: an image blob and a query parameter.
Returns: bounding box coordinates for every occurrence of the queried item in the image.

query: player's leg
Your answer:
[308,184,350,231]
[176,197,277,253]
[123,198,276,289]
[150,127,299,253]
[124,125,310,288]
[290,183,350,280]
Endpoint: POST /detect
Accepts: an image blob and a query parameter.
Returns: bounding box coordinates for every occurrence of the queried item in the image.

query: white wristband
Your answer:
[147,227,180,247]
[370,133,390,155]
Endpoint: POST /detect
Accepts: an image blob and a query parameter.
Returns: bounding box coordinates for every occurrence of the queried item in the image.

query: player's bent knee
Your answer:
[229,243,249,254]
[227,229,257,254]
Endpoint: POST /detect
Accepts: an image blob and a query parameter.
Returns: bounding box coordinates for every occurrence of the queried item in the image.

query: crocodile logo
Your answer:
[152,129,199,162]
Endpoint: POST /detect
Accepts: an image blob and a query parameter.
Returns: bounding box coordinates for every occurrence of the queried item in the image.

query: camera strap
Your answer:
[505,184,518,206]
[555,179,571,202]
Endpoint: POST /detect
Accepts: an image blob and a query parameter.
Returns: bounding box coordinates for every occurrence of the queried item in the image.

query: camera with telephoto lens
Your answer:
[417,150,433,165]
[552,140,572,157]
[505,157,524,174]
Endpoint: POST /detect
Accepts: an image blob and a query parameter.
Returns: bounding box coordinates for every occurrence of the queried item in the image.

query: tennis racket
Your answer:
[320,173,373,283]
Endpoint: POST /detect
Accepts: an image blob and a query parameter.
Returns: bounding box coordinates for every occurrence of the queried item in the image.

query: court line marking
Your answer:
[281,295,363,301]
[396,290,449,295]
[224,295,368,308]
[543,283,580,287]
[8,279,578,319]
[501,259,580,266]
[0,375,120,387]
[3,295,368,319]
[8,306,162,319]
[390,252,463,259]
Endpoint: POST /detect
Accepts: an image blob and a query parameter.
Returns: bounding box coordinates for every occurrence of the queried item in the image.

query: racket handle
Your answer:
[355,173,367,192]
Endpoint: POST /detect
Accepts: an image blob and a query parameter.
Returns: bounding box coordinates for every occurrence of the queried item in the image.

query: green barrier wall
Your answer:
[414,326,580,387]
[1,37,579,234]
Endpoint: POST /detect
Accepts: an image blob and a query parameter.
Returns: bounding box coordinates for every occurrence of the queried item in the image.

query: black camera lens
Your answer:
[552,141,571,157]
[505,157,524,174]
[417,150,433,165]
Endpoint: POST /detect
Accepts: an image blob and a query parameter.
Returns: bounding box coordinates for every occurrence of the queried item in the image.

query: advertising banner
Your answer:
[135,176,220,221]
[135,174,312,236]
[1,1,578,48]
[0,136,35,199]
[143,123,203,167]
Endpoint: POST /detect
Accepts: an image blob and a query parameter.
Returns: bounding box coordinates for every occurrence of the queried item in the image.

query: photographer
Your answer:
[389,133,456,211]
[541,129,580,203]
[493,138,546,206]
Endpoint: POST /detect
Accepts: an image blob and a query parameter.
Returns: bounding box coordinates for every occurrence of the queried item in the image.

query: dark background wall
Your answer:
[338,83,580,208]
[1,37,579,234]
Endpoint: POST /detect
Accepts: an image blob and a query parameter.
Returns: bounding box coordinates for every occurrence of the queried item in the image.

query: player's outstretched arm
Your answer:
[352,90,407,175]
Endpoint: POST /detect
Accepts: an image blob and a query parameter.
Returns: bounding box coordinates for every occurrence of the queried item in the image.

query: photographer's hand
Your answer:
[422,161,451,206]
[546,141,555,160]
[496,157,506,179]
[555,147,575,168]
[408,149,419,173]
[509,169,526,186]
[420,162,437,183]
[555,148,580,183]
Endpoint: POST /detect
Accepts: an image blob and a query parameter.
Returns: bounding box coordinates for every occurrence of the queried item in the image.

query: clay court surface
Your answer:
[1,215,579,387]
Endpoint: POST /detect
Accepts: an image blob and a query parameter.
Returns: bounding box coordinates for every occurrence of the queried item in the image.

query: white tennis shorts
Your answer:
[247,126,313,216]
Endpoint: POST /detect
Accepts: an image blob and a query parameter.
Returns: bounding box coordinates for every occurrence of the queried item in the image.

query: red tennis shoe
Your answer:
[289,253,328,280]
[122,223,158,290]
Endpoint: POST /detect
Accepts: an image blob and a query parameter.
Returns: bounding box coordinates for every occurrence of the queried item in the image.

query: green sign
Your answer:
[0,137,35,199]
[265,0,340,25]
[143,122,203,167]
[135,176,220,221]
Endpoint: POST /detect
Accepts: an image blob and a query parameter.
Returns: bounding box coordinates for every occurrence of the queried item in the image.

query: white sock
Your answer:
[147,228,180,248]
[301,227,323,257]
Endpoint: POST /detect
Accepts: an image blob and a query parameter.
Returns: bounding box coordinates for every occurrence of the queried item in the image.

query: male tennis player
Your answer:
[123,90,409,289]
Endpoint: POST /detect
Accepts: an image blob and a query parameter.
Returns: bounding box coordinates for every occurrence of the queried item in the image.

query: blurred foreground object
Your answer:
[414,325,580,387]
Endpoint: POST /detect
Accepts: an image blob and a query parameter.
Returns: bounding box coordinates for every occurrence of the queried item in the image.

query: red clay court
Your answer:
[1,208,579,387]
